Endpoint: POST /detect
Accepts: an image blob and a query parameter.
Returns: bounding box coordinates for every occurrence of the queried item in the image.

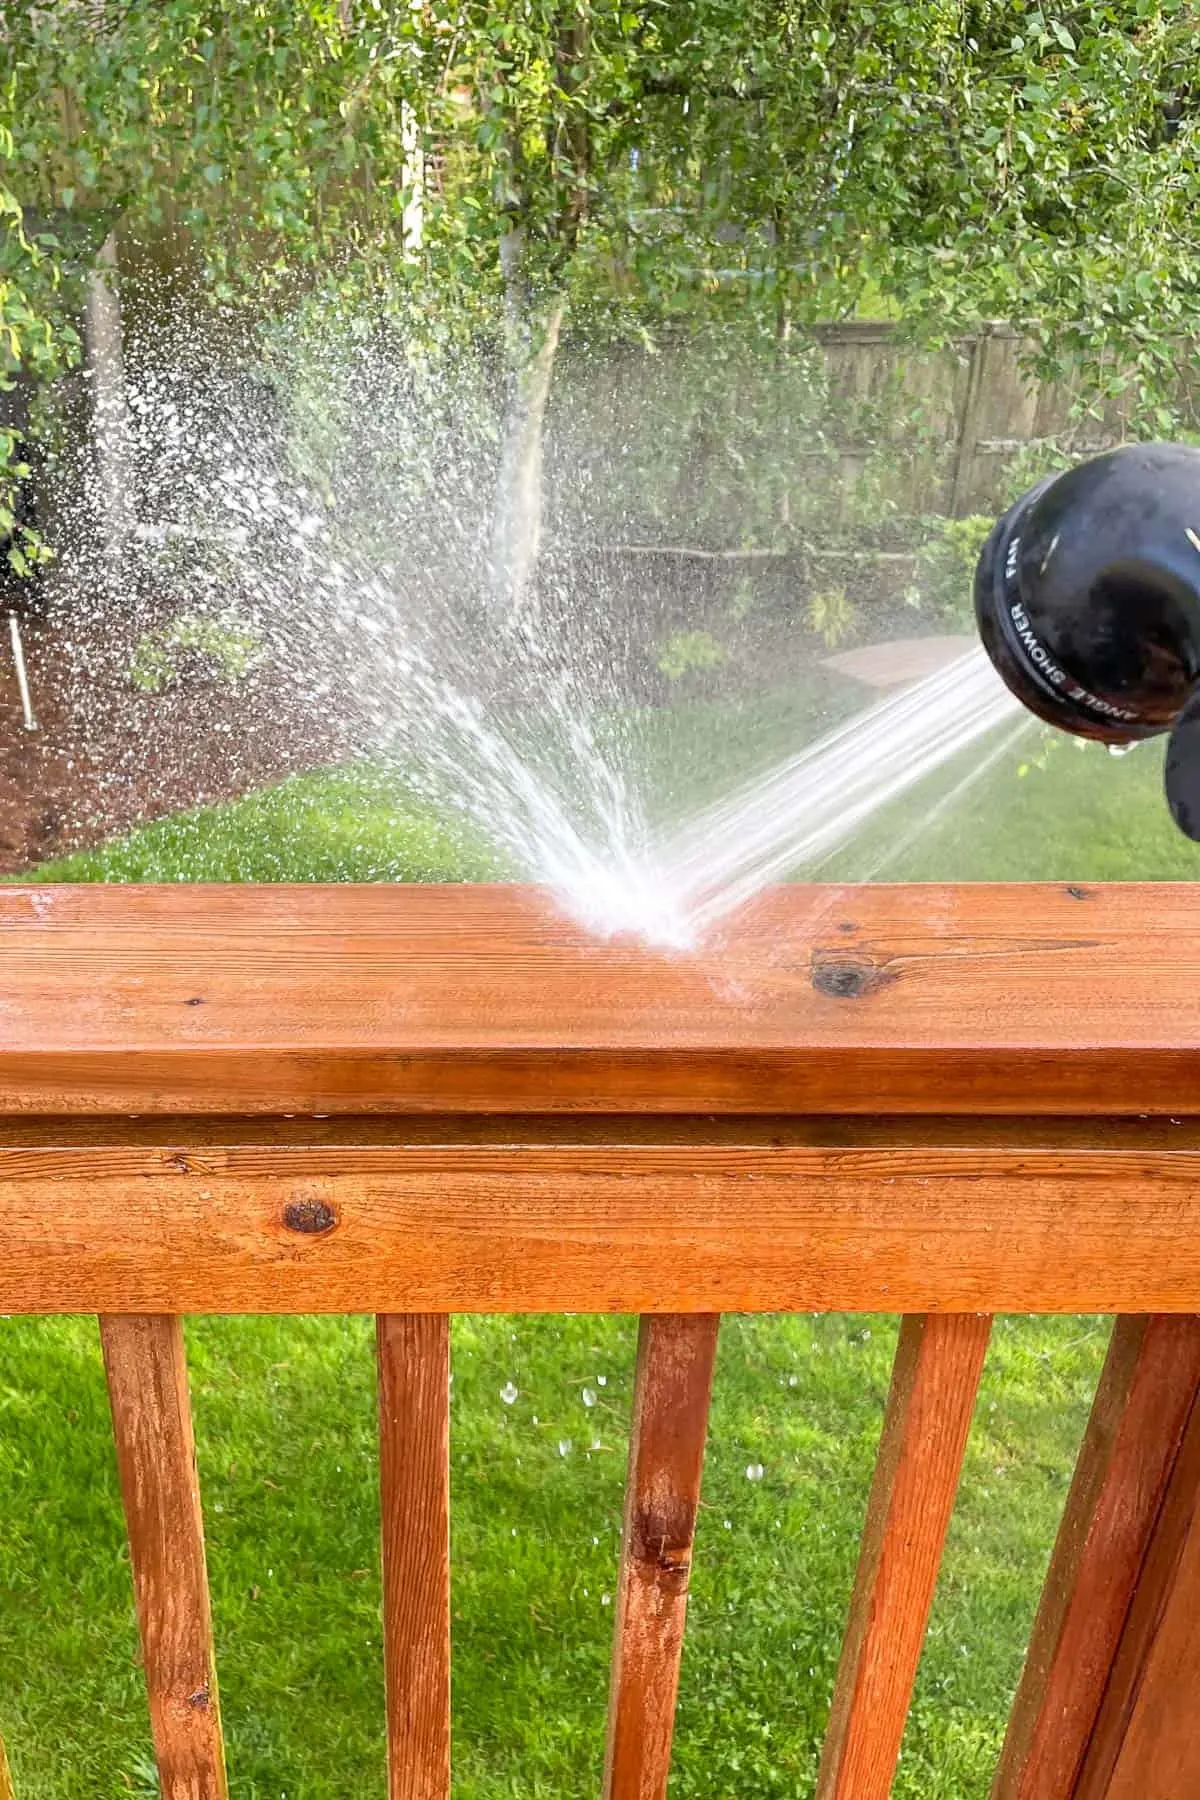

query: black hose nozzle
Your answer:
[974,442,1200,838]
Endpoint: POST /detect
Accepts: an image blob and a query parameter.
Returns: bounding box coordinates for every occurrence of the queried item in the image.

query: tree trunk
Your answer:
[83,231,136,569]
[401,100,425,255]
[489,225,565,620]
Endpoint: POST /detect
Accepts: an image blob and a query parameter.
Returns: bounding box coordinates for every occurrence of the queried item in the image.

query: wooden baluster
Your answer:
[816,1312,992,1800]
[1073,1367,1200,1800]
[603,1313,720,1800]
[992,1314,1200,1800]
[99,1314,227,1800]
[377,1315,451,1800]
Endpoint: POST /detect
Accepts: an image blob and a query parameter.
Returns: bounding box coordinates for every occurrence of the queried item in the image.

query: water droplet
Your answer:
[581,1386,597,1407]
[532,1414,539,1425]
[723,1518,732,1530]
[558,1438,573,1457]
[500,1381,518,1405]
[746,1462,764,1481]
[601,1592,612,1606]
[788,1374,799,1387]
[597,1374,607,1386]
[592,1535,600,1546]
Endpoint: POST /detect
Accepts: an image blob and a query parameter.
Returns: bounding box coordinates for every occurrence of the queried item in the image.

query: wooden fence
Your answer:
[554,322,1200,554]
[5,881,1200,1797]
[808,320,1186,520]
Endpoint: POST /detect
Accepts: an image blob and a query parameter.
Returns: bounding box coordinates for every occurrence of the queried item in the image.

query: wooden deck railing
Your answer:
[4,881,1200,1799]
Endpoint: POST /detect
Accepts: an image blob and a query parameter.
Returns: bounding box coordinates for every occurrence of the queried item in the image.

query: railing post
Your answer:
[816,1312,991,1800]
[1072,1357,1200,1798]
[377,1314,452,1800]
[99,1314,227,1800]
[992,1314,1200,1800]
[604,1313,720,1800]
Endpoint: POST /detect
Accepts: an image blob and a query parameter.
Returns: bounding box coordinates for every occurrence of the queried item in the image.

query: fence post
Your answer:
[949,326,992,517]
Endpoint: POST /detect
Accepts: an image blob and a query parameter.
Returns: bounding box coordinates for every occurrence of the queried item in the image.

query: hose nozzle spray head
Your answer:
[974,442,1200,837]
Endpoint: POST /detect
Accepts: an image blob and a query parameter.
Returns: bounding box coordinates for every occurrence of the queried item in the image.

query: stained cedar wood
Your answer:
[4,883,1200,1115]
[990,1315,1200,1800]
[603,1315,720,1800]
[1074,1384,1200,1800]
[377,1315,451,1800]
[99,1315,227,1800]
[0,1734,12,1800]
[9,1124,1200,1311]
[815,1314,991,1800]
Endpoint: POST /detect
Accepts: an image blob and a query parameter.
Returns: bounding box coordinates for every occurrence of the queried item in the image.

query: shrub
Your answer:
[906,513,994,627]
[654,628,727,682]
[129,611,262,693]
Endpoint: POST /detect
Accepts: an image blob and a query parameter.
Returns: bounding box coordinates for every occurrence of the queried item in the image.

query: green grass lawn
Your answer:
[5,701,1195,1797]
[1,1312,1107,1800]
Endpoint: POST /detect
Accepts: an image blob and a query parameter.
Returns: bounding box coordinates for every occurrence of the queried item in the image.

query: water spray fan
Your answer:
[974,442,1200,838]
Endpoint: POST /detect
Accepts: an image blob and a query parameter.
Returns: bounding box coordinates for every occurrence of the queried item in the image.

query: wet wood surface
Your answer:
[99,1314,227,1800]
[4,883,1200,1115]
[991,1315,1200,1800]
[5,1118,1200,1312]
[377,1314,451,1800]
[604,1314,720,1800]
[816,1313,991,1800]
[1075,1378,1200,1799]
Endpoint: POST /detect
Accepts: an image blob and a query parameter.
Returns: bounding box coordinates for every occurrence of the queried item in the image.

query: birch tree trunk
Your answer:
[401,99,425,255]
[83,231,135,570]
[488,224,565,621]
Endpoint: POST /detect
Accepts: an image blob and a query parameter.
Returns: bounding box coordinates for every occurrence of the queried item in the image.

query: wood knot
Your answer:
[185,1683,211,1710]
[1065,885,1089,900]
[282,1196,338,1235]
[811,956,889,999]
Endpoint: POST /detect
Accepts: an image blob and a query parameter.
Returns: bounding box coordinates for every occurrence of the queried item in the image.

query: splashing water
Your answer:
[652,649,1023,938]
[41,317,1029,948]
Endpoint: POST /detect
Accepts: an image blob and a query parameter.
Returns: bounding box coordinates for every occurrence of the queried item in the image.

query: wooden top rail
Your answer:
[2,881,1200,1116]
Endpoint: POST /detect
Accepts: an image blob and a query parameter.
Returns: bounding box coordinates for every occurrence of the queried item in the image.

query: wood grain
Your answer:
[7,1122,1200,1312]
[4,883,1200,1115]
[0,1731,13,1800]
[604,1314,720,1800]
[1075,1384,1200,1799]
[99,1315,227,1800]
[816,1313,992,1800]
[377,1315,451,1800]
[991,1315,1200,1800]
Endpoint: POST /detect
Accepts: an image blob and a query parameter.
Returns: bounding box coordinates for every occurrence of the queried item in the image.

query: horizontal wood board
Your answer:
[3,883,1200,1116]
[4,1117,1200,1312]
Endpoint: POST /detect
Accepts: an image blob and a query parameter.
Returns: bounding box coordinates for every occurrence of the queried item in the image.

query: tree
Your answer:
[1,0,1197,599]
[410,0,1200,610]
[0,124,71,578]
[0,0,421,569]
